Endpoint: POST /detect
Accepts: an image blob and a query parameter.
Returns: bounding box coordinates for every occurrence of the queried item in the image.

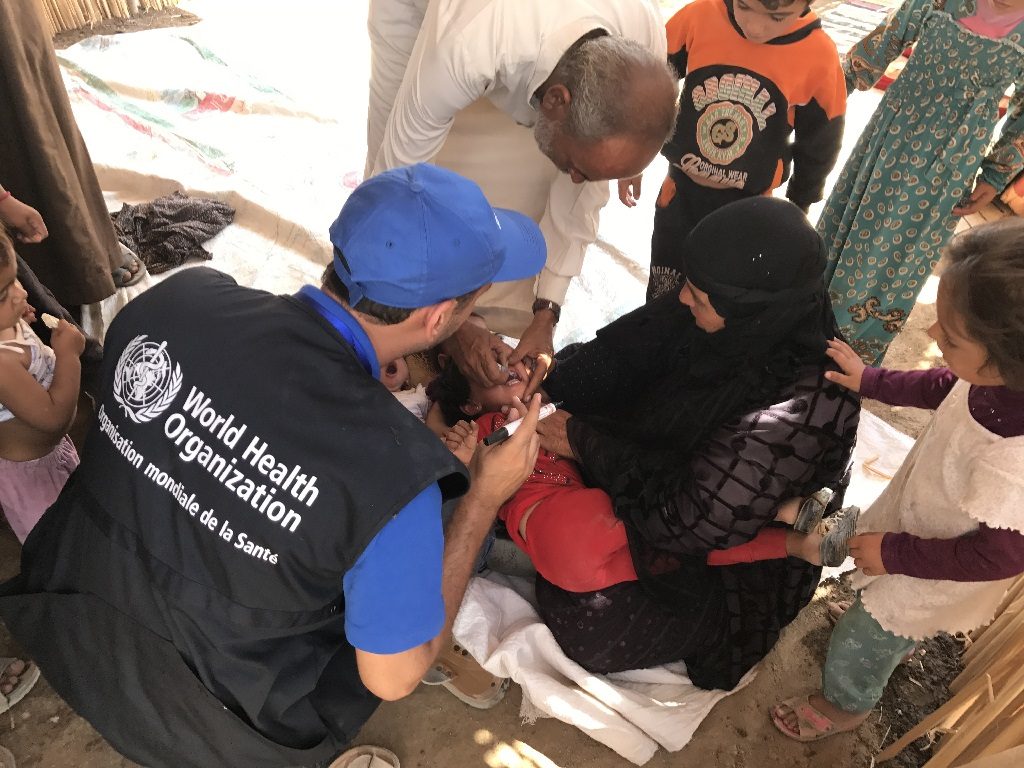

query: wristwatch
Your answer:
[532,298,561,324]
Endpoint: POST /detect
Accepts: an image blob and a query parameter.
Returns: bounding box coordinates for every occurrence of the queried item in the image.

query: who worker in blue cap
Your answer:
[0,164,547,768]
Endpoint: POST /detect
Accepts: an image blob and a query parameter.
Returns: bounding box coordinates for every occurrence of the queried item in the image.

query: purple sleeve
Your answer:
[860,367,958,410]
[881,525,1024,582]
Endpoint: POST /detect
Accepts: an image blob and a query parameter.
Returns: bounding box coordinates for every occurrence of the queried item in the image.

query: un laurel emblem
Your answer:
[113,335,183,424]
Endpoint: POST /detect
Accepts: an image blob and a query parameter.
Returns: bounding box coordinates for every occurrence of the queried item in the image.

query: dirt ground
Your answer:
[0,3,983,767]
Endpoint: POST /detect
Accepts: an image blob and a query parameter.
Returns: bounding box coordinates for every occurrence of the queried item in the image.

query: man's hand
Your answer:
[953,181,999,217]
[442,321,512,387]
[466,395,541,509]
[536,408,574,459]
[0,195,48,243]
[849,533,887,577]
[617,174,643,207]
[443,420,477,465]
[509,310,555,398]
[825,338,867,393]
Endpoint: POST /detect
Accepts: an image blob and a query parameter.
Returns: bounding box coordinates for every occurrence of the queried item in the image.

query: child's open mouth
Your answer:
[505,370,522,386]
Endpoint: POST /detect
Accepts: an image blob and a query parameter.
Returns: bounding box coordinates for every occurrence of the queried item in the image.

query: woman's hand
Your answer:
[824,338,866,393]
[849,533,887,577]
[952,181,999,217]
[536,408,575,459]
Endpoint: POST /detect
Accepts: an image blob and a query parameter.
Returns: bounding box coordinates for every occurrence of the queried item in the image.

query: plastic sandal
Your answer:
[793,487,834,534]
[330,745,400,768]
[818,506,861,567]
[112,245,148,288]
[0,658,40,715]
[422,642,509,710]
[770,695,838,742]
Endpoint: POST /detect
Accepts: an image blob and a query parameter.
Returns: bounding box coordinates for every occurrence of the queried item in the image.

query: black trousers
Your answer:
[647,172,748,303]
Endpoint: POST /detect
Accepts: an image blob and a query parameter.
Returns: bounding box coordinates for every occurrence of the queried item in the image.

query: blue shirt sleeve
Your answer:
[343,483,445,654]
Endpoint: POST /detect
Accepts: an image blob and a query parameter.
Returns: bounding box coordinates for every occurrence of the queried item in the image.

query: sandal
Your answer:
[422,642,509,710]
[0,658,40,715]
[112,245,148,288]
[771,695,838,742]
[794,487,834,534]
[330,745,400,768]
[819,506,861,567]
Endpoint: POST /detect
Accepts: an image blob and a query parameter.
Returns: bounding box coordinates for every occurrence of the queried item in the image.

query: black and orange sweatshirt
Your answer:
[663,0,846,210]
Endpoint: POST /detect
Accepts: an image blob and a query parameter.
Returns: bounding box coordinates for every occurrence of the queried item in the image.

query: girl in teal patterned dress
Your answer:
[819,0,1024,365]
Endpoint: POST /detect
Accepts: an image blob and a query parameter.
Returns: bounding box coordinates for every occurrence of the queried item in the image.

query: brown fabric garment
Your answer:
[0,0,121,306]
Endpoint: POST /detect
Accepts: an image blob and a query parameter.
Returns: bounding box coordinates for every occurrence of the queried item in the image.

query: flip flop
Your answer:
[770,695,838,742]
[819,506,861,567]
[329,745,400,768]
[422,642,509,710]
[0,658,40,715]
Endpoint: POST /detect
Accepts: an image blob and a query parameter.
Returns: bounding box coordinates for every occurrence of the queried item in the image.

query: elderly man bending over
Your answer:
[366,0,677,391]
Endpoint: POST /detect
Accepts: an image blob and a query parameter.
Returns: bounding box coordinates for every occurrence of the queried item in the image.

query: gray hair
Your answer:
[550,35,678,144]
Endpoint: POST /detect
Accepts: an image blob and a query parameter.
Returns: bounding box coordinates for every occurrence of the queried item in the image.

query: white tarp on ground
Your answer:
[453,408,913,765]
[55,2,914,763]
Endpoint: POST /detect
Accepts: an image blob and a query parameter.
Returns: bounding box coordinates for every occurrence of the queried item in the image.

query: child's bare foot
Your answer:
[771,692,869,742]
[786,530,823,565]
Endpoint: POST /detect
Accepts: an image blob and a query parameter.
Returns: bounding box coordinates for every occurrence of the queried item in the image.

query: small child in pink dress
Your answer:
[0,227,84,542]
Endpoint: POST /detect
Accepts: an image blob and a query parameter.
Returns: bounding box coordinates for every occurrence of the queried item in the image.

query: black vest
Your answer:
[0,269,468,767]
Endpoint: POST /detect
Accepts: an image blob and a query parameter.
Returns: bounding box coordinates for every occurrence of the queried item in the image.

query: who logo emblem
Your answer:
[113,335,183,424]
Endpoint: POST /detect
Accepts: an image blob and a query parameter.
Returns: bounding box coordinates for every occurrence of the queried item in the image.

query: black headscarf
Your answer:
[567,196,837,458]
[681,196,832,381]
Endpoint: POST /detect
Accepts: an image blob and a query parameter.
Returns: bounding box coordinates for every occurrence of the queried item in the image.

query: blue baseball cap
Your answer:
[329,164,547,308]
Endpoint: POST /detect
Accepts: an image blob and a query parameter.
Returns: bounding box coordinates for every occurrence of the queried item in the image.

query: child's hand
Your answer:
[50,320,86,357]
[849,533,887,576]
[617,174,643,207]
[0,194,49,243]
[443,419,478,466]
[21,303,36,325]
[824,338,866,392]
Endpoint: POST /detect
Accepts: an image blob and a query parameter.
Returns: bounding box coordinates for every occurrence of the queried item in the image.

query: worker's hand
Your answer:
[824,338,867,393]
[466,395,541,509]
[952,181,999,217]
[442,420,477,466]
[441,321,511,388]
[536,408,574,459]
[50,319,86,358]
[0,194,48,243]
[617,174,643,207]
[849,533,887,577]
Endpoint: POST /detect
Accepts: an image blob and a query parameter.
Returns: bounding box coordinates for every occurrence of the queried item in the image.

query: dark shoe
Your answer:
[818,506,860,567]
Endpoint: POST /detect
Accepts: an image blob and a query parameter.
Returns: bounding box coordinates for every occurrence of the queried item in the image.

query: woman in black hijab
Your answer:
[536,197,860,690]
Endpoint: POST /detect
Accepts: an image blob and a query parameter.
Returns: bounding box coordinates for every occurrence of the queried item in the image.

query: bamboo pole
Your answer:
[36,0,181,35]
[955,745,1024,768]
[877,575,1024,766]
